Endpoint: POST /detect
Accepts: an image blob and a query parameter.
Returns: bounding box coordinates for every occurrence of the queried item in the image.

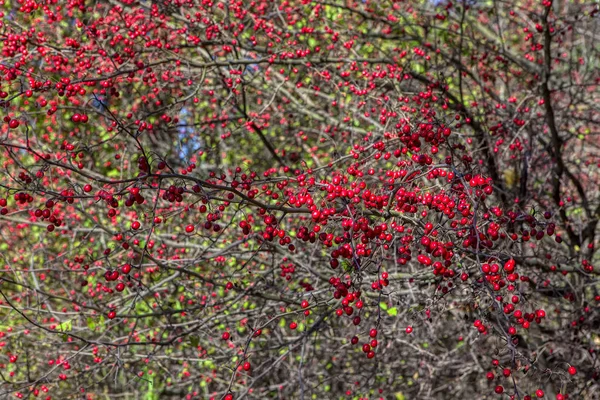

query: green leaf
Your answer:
[145,374,154,400]
[342,260,352,272]
[387,307,398,317]
[87,317,96,330]
[379,302,388,311]
[57,320,72,332]
[189,335,199,348]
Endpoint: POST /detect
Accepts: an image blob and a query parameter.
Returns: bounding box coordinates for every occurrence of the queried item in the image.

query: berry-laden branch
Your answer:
[0,1,598,399]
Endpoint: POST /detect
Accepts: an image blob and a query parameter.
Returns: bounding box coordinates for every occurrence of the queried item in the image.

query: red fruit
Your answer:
[243,362,251,371]
[185,224,195,233]
[222,332,230,340]
[301,300,309,308]
[131,221,140,230]
[405,326,413,334]
[289,322,298,330]
[504,259,516,273]
[568,366,577,375]
[115,283,125,292]
[121,264,132,274]
[495,385,504,394]
[83,184,92,192]
[536,389,544,398]
[8,119,20,129]
[107,311,116,319]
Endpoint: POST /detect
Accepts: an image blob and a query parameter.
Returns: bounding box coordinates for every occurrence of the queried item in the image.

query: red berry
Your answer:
[121,264,132,274]
[222,332,230,340]
[185,224,195,233]
[107,311,116,319]
[8,119,20,129]
[568,366,577,375]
